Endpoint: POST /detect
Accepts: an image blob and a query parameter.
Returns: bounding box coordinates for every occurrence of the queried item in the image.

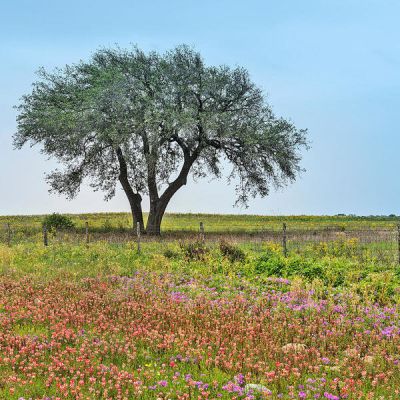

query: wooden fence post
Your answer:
[137,222,141,253]
[6,223,11,246]
[43,225,48,247]
[199,221,205,242]
[282,223,287,257]
[85,221,89,245]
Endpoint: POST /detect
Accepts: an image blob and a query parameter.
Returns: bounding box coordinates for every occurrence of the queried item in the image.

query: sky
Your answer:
[1,0,399,216]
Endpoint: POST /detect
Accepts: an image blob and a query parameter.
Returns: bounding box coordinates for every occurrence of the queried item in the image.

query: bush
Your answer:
[219,240,246,263]
[254,252,326,282]
[42,213,75,231]
[356,272,398,304]
[163,248,180,259]
[254,253,286,276]
[179,239,209,261]
[286,257,325,281]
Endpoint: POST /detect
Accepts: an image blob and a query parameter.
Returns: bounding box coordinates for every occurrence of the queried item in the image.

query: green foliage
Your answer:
[1,212,400,304]
[14,45,308,234]
[163,248,180,259]
[254,252,286,276]
[42,213,74,231]
[309,237,360,258]
[219,240,246,263]
[252,247,392,289]
[286,256,324,281]
[179,239,209,261]
[355,272,399,304]
[101,219,113,231]
[1,235,400,304]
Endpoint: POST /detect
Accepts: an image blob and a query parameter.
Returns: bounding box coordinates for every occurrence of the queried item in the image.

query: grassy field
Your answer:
[1,212,400,235]
[0,213,400,399]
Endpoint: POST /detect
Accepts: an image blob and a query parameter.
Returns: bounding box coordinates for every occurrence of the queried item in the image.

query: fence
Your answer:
[2,220,400,265]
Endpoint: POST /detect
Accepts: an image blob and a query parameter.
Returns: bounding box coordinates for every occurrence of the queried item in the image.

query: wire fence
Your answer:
[2,220,400,265]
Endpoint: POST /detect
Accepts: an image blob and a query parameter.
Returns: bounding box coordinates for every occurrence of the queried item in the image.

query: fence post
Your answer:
[397,224,400,264]
[43,225,48,247]
[282,223,287,257]
[85,221,89,245]
[199,221,205,242]
[6,223,11,246]
[137,222,141,253]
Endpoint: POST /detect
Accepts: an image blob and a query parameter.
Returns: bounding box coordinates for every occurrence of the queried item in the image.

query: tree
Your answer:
[14,45,309,235]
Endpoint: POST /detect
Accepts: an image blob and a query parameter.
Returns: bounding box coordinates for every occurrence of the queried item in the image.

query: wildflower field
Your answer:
[0,214,400,399]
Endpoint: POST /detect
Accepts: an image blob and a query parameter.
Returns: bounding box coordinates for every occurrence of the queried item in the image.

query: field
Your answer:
[0,213,400,399]
[1,213,400,235]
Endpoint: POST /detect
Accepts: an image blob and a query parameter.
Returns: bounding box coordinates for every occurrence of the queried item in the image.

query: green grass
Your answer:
[1,237,399,303]
[1,212,399,236]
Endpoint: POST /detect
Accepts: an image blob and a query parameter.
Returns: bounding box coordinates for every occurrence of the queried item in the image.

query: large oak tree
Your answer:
[14,45,308,235]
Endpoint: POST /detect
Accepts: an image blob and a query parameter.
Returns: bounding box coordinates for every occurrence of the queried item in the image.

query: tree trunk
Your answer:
[146,200,168,236]
[119,174,145,232]
[146,208,162,236]
[126,191,145,232]
[145,154,160,235]
[116,146,145,233]
[146,155,195,235]
[144,135,201,235]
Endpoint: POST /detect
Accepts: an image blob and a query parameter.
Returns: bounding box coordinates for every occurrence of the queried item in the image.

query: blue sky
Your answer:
[1,0,399,216]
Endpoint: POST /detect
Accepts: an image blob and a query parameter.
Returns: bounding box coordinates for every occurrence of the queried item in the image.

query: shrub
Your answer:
[179,239,209,261]
[286,257,325,281]
[254,253,286,276]
[42,213,74,231]
[163,248,180,259]
[255,253,327,282]
[219,240,246,263]
[356,272,398,304]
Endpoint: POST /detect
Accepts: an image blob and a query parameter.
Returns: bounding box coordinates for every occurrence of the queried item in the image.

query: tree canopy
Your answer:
[14,45,309,234]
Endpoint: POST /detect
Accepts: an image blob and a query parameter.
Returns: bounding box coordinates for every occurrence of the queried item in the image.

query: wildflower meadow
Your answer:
[0,214,400,399]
